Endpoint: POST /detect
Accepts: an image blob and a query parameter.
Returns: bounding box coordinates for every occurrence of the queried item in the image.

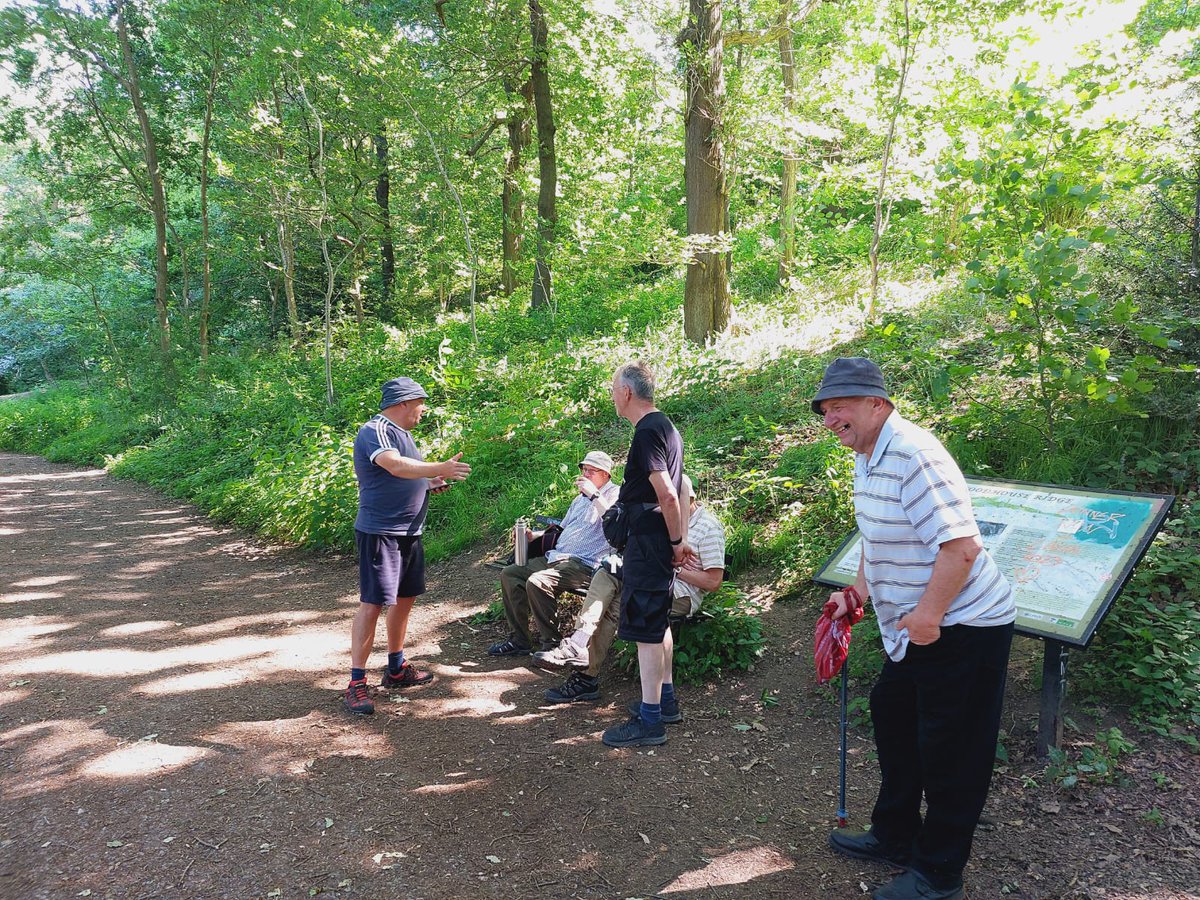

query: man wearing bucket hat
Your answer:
[487,449,620,659]
[814,357,1016,900]
[344,377,472,716]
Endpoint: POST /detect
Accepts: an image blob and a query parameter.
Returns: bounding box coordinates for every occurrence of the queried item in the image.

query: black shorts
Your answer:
[618,585,673,643]
[356,530,426,606]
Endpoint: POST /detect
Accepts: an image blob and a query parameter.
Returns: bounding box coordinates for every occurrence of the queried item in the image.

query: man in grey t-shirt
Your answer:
[343,377,471,716]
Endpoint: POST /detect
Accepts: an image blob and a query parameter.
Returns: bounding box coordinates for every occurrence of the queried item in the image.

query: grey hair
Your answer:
[615,361,655,401]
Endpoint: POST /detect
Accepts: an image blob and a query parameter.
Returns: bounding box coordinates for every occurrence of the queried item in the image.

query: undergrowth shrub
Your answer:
[611,583,766,684]
[1075,447,1200,743]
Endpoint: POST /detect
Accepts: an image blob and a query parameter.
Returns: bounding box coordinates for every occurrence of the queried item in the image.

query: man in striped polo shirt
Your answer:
[814,357,1016,900]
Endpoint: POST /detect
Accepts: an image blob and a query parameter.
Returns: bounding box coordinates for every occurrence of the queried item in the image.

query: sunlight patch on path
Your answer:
[0,616,75,649]
[12,575,80,588]
[1,590,63,604]
[2,626,348,689]
[0,469,105,484]
[658,845,794,892]
[81,741,215,778]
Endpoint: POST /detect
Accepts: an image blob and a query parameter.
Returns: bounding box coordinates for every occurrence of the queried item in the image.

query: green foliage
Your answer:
[610,584,766,684]
[1075,448,1200,740]
[468,599,506,626]
[933,81,1170,448]
[1044,727,1136,789]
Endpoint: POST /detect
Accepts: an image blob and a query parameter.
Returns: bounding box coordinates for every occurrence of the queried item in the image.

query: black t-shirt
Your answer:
[619,410,683,505]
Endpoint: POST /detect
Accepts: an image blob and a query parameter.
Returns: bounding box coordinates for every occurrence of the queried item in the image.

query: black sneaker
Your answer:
[874,870,963,900]
[602,714,667,748]
[381,661,434,688]
[488,639,532,657]
[627,698,683,725]
[344,679,374,715]
[544,671,600,703]
[828,828,910,868]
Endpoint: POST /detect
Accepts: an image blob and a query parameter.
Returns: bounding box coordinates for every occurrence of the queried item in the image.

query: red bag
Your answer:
[814,588,865,685]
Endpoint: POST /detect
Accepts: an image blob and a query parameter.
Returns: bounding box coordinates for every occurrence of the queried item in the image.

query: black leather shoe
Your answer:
[828,829,910,868]
[873,870,964,900]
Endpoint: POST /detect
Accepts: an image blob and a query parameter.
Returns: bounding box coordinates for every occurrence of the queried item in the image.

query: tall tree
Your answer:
[682,0,731,343]
[776,0,799,281]
[529,0,557,309]
[502,77,533,296]
[866,0,915,322]
[16,0,177,360]
[113,0,171,361]
[375,130,395,306]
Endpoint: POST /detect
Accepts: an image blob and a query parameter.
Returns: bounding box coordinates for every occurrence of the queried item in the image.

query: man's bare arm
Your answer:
[376,449,471,481]
[677,564,722,593]
[898,534,981,644]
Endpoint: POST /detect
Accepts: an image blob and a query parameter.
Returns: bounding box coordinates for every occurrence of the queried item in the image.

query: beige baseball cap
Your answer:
[579,450,614,473]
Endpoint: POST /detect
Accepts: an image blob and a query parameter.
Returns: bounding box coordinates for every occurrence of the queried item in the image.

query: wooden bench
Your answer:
[485,515,727,638]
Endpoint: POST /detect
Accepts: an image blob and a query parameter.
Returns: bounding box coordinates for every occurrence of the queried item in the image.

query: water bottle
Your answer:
[514,517,529,566]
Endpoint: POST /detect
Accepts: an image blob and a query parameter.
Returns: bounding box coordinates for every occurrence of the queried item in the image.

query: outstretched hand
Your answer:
[441,452,471,482]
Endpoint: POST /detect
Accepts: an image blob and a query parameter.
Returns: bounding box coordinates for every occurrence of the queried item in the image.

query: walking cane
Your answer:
[837,660,850,826]
[816,586,864,827]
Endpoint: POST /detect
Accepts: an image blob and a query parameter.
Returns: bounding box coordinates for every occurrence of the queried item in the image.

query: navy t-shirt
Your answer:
[619,411,683,506]
[353,414,429,536]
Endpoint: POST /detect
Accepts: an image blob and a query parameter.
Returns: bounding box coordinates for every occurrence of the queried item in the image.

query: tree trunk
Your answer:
[682,0,731,344]
[374,130,395,307]
[277,220,300,343]
[199,47,220,366]
[777,0,798,283]
[502,78,533,296]
[88,285,132,394]
[115,0,171,361]
[1190,159,1200,296]
[529,0,556,309]
[867,0,913,323]
[272,87,301,344]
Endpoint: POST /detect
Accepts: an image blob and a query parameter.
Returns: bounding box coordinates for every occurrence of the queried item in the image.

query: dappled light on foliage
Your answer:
[0,0,1198,892]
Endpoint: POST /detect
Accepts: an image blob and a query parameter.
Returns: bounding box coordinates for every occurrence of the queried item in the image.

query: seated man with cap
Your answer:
[488,451,620,658]
[539,475,726,718]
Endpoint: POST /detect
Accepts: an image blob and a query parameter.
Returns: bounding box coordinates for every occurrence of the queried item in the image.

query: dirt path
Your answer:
[1,452,1198,900]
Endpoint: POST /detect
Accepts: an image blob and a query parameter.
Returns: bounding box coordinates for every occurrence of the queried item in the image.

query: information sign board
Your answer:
[813,477,1175,646]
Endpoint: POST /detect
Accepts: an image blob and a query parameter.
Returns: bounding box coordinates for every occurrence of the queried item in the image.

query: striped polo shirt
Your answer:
[674,505,726,614]
[855,411,1015,661]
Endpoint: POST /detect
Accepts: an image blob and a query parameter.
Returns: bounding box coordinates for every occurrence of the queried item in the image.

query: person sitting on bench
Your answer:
[539,476,726,713]
[487,450,620,658]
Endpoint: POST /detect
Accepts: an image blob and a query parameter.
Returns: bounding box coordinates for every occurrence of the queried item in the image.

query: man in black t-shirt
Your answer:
[600,361,693,748]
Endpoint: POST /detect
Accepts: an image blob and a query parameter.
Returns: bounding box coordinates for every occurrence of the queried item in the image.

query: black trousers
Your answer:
[870,622,1014,888]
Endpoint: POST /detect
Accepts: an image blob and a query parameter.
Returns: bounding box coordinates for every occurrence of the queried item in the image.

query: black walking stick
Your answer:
[816,586,864,827]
